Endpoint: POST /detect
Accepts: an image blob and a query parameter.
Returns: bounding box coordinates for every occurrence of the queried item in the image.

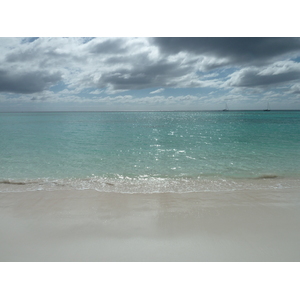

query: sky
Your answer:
[1,37,300,111]
[1,0,300,112]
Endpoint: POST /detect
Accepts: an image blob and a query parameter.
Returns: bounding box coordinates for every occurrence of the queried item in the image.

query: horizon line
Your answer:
[1,109,300,113]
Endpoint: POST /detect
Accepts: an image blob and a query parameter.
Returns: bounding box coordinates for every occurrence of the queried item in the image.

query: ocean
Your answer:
[1,111,300,193]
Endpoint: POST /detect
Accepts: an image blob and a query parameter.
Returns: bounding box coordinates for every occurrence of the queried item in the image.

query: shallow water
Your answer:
[1,111,300,192]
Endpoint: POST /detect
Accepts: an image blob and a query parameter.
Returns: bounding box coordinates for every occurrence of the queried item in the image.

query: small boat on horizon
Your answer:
[223,103,229,111]
[264,102,271,111]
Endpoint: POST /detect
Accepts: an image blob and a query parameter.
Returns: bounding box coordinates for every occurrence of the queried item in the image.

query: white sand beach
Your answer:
[0,188,300,262]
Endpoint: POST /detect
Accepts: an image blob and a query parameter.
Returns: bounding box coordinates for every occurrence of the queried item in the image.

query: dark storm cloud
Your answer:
[153,38,300,69]
[97,59,192,90]
[227,66,300,88]
[0,69,62,94]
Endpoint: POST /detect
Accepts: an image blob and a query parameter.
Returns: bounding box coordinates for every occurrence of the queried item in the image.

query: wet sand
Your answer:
[0,188,299,261]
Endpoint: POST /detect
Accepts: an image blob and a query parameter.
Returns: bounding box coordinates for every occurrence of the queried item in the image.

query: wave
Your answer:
[255,174,279,179]
[1,176,299,193]
[0,180,27,185]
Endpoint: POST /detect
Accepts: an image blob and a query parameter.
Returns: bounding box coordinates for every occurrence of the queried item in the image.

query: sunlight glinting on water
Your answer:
[1,111,300,192]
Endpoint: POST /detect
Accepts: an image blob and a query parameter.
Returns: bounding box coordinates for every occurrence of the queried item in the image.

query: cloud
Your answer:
[229,69,300,88]
[96,58,193,91]
[153,37,300,69]
[89,38,128,54]
[89,90,103,95]
[21,37,39,44]
[150,88,164,94]
[226,61,300,88]
[6,47,43,62]
[0,69,62,94]
[1,37,300,110]
[4,37,88,71]
[290,84,300,94]
[5,37,300,96]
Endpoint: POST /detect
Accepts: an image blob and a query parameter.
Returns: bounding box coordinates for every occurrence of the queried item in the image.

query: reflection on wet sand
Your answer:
[0,189,300,261]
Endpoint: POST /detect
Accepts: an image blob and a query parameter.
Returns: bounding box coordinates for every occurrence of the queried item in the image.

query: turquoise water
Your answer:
[1,111,300,192]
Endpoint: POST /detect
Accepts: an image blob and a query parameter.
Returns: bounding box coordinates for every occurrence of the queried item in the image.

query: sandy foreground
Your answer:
[0,188,299,262]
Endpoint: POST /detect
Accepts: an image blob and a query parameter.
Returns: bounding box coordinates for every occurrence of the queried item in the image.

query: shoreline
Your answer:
[1,188,300,261]
[1,176,300,194]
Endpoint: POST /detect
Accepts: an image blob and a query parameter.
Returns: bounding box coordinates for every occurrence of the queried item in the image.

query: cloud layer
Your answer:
[1,37,300,110]
[153,37,300,68]
[0,69,62,93]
